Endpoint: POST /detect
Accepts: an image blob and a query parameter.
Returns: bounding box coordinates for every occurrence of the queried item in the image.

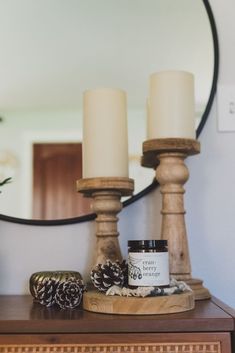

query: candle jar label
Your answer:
[128,252,169,286]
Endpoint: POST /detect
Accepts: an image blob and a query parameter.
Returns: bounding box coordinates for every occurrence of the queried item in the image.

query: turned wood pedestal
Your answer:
[142,138,211,300]
[77,177,134,265]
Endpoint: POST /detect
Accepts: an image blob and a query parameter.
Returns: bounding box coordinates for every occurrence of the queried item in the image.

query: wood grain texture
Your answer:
[91,190,123,264]
[0,296,233,334]
[186,279,211,301]
[33,143,91,219]
[141,138,210,300]
[77,177,134,265]
[0,296,232,353]
[77,177,134,197]
[211,296,235,351]
[142,138,200,166]
[0,341,223,353]
[0,333,231,353]
[0,333,229,344]
[156,152,191,279]
[83,290,195,315]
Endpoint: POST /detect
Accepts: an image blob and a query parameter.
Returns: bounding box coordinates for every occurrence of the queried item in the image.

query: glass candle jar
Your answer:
[128,240,169,287]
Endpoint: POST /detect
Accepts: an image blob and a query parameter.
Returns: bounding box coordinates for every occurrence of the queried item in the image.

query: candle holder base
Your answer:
[77,177,134,265]
[185,278,211,301]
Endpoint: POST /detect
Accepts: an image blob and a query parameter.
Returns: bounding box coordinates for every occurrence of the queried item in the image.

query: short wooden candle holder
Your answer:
[77,177,134,265]
[142,138,211,301]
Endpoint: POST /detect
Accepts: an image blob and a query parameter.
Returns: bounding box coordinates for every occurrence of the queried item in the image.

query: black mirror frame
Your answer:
[0,0,219,226]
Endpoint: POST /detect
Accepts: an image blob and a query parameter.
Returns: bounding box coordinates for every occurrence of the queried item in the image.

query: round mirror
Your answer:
[0,0,218,224]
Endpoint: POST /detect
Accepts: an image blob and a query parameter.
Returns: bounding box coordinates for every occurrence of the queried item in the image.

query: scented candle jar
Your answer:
[128,240,169,287]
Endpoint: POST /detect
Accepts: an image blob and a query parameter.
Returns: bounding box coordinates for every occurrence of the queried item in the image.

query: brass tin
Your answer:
[29,270,83,299]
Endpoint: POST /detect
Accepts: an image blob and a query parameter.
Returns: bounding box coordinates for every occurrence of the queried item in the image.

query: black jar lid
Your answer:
[128,240,167,249]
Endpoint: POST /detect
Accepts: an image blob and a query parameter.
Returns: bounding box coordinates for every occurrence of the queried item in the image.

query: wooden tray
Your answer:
[83,290,195,315]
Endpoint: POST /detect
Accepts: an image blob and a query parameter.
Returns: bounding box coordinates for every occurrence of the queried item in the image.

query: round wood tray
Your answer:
[83,290,195,315]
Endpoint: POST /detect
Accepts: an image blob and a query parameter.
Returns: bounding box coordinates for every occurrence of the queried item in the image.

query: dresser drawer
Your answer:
[0,333,231,353]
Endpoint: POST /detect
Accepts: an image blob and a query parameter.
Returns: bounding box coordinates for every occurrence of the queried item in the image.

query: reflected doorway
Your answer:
[33,143,91,220]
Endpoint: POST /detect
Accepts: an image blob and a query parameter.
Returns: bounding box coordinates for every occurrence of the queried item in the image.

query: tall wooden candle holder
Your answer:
[77,177,134,265]
[142,138,211,300]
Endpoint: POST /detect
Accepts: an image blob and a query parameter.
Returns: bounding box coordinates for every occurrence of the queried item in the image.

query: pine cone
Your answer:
[90,260,124,292]
[55,278,85,309]
[35,278,59,307]
[118,260,128,287]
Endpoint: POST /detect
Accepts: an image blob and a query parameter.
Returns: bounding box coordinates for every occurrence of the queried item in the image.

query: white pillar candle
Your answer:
[148,71,196,139]
[82,88,129,178]
[146,97,151,139]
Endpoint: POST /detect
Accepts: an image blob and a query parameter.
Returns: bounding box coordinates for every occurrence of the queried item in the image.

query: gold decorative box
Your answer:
[30,271,84,309]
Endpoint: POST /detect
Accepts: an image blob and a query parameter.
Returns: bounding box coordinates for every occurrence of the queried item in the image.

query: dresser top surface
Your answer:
[0,295,233,334]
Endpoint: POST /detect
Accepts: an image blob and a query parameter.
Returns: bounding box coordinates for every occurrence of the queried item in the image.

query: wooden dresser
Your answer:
[0,296,234,353]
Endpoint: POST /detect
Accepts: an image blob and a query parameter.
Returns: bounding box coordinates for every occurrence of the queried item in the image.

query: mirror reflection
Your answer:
[0,0,213,220]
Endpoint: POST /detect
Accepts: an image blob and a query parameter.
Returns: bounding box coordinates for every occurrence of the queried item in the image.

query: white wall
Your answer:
[185,0,235,308]
[0,0,234,309]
